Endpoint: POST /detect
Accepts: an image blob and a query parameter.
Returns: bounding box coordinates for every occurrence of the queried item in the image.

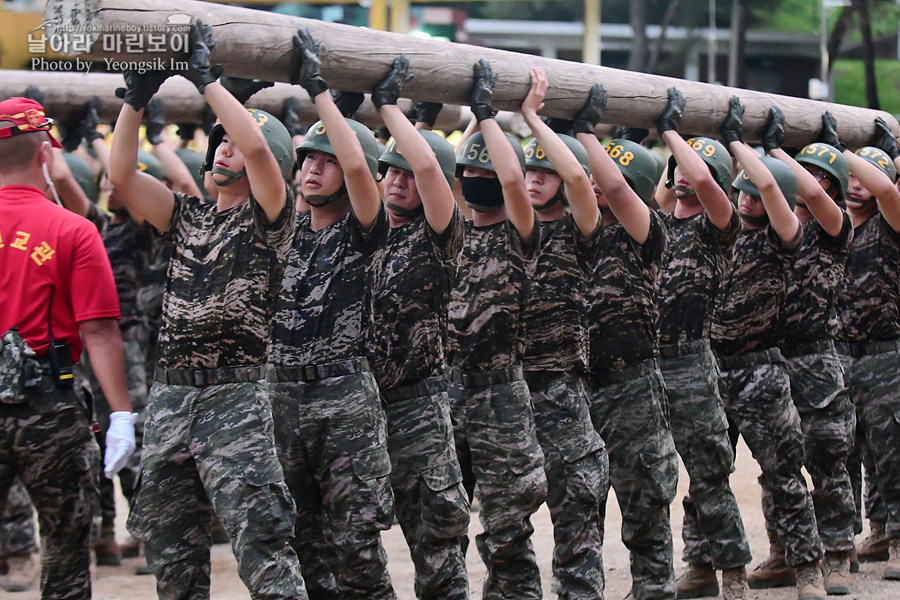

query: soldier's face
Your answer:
[300,150,345,197]
[737,190,765,218]
[590,174,608,209]
[846,174,874,205]
[383,166,420,209]
[212,135,246,184]
[526,167,561,208]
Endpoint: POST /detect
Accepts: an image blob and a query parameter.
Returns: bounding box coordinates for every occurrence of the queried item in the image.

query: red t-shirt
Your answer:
[1,185,120,361]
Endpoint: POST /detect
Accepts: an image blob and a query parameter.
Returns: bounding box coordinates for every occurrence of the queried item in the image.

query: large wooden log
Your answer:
[0,69,473,130]
[43,0,898,147]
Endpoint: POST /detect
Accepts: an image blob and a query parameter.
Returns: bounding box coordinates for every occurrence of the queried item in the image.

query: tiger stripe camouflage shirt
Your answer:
[837,212,900,343]
[522,213,602,372]
[156,191,295,370]
[447,212,540,373]
[711,223,803,357]
[373,208,464,390]
[269,205,389,367]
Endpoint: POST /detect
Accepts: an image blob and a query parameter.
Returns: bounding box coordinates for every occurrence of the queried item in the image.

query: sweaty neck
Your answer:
[673,195,704,219]
[310,196,351,231]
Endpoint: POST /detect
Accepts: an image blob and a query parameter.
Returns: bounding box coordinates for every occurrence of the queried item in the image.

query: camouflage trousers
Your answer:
[268,369,396,600]
[848,418,884,533]
[127,380,307,600]
[447,366,547,600]
[758,348,855,551]
[0,372,100,600]
[525,370,608,600]
[0,478,38,557]
[659,343,751,570]
[586,360,678,600]
[383,377,470,600]
[717,349,824,565]
[838,344,900,540]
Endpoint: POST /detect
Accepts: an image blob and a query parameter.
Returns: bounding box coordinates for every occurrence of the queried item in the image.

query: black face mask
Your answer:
[461,176,504,213]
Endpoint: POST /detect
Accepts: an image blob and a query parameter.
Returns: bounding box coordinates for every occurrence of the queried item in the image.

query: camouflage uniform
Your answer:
[268,206,395,600]
[0,479,38,559]
[656,209,752,570]
[586,212,679,600]
[447,214,547,600]
[126,192,307,600]
[137,234,174,390]
[761,215,855,552]
[711,224,824,566]
[372,209,470,600]
[522,214,608,600]
[836,212,900,542]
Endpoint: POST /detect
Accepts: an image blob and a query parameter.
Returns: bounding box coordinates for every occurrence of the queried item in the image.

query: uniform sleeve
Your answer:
[426,206,465,266]
[820,210,853,252]
[506,210,540,265]
[351,202,389,255]
[68,221,121,322]
[572,213,603,277]
[638,209,668,266]
[703,207,741,250]
[160,191,193,246]
[252,185,297,262]
[767,221,803,261]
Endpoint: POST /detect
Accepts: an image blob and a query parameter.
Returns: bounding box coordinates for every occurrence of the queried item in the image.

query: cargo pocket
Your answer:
[241,456,296,543]
[350,446,395,531]
[689,408,734,484]
[125,469,150,541]
[420,462,470,539]
[640,433,679,505]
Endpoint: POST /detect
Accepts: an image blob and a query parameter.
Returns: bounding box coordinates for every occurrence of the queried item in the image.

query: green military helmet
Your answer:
[796,142,849,202]
[137,150,167,181]
[204,108,295,182]
[732,155,799,209]
[666,136,733,193]
[378,130,457,189]
[605,139,658,204]
[62,152,97,202]
[174,147,206,192]
[455,131,526,178]
[523,134,590,176]
[855,146,898,183]
[297,118,379,179]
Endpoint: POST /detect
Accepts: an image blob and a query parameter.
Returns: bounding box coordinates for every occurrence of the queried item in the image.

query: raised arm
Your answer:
[144,98,204,198]
[731,140,799,242]
[521,67,597,238]
[869,117,900,231]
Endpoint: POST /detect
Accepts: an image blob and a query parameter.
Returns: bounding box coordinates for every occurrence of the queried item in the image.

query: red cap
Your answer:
[0,97,62,149]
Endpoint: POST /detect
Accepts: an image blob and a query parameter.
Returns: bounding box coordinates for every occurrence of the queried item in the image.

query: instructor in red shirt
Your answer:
[0,96,134,600]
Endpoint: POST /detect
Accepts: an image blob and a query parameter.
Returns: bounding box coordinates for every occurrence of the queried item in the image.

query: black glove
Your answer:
[874,116,900,160]
[331,90,365,118]
[372,55,414,109]
[220,75,274,105]
[176,123,198,142]
[81,97,104,143]
[23,85,44,105]
[761,105,785,152]
[144,98,166,145]
[720,95,744,144]
[201,104,217,136]
[115,69,172,111]
[291,28,328,98]
[282,96,307,137]
[59,122,82,152]
[544,116,574,135]
[180,21,222,93]
[470,59,497,123]
[657,87,685,134]
[572,83,607,135]
[614,126,649,144]
[414,100,443,128]
[820,111,846,152]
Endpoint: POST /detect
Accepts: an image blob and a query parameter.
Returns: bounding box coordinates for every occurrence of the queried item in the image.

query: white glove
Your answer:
[104,411,136,479]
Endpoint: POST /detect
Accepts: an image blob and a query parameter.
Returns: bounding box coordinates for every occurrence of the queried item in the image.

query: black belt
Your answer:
[591,357,657,386]
[836,339,900,359]
[717,347,784,371]
[265,358,370,383]
[154,365,265,387]
[781,338,835,359]
[445,365,523,387]
[658,339,710,359]
[381,375,447,404]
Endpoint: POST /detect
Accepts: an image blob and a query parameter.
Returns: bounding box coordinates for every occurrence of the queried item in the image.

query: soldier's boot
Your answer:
[676,563,719,599]
[0,552,38,592]
[884,538,900,580]
[795,561,826,600]
[849,546,859,573]
[821,550,853,595]
[721,566,751,600]
[120,535,141,559]
[857,520,889,562]
[93,518,122,566]
[748,530,796,589]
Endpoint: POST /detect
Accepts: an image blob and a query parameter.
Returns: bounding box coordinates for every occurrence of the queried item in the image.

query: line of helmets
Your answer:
[66,106,897,212]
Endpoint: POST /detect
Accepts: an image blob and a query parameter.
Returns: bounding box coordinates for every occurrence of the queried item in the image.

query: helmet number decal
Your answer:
[857,146,889,169]
[524,143,545,160]
[315,123,327,135]
[466,142,491,164]
[387,139,402,156]
[606,143,634,166]
[802,143,837,164]
[688,138,717,158]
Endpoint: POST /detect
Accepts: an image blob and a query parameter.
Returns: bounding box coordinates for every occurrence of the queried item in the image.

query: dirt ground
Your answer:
[15,438,900,600]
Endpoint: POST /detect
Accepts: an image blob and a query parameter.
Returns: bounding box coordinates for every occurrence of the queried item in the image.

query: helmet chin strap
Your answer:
[387,202,424,219]
[672,185,695,198]
[848,196,877,209]
[305,184,347,208]
[533,187,565,212]
[739,211,769,227]
[211,166,247,187]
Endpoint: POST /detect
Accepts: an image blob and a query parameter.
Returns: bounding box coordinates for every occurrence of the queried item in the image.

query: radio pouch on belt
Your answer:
[0,327,43,404]
[47,287,74,389]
